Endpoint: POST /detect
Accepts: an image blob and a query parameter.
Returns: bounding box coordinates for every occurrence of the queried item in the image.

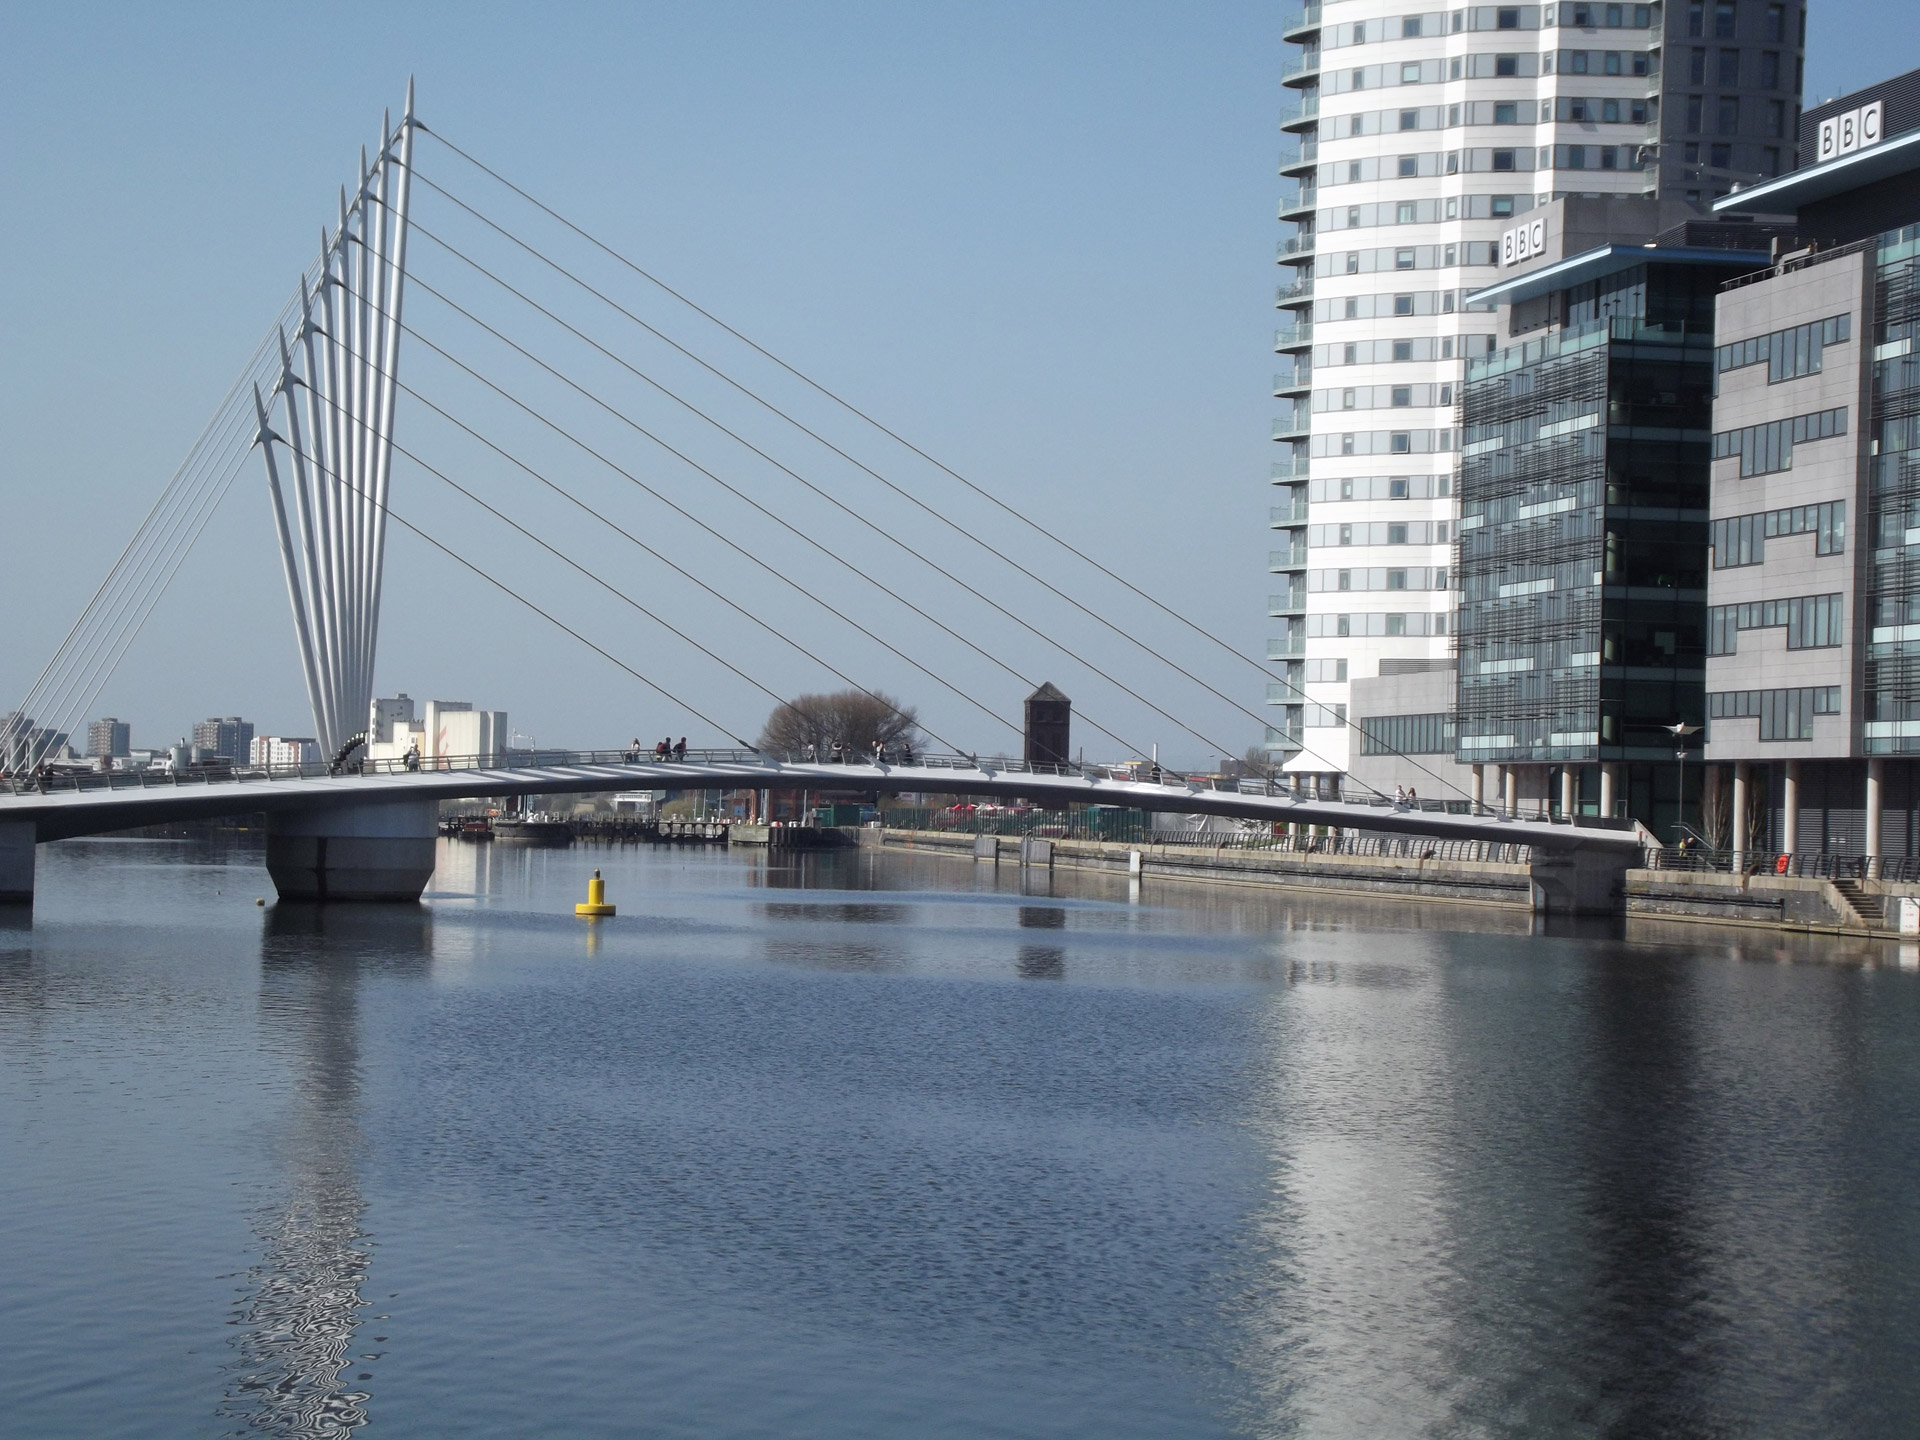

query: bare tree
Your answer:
[759,689,919,757]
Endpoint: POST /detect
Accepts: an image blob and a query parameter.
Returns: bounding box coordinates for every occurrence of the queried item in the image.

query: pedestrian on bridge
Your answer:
[871,737,885,766]
[674,737,687,762]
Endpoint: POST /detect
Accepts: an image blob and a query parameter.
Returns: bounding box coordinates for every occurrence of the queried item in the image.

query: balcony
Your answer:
[1281,49,1320,88]
[1268,584,1308,616]
[1282,4,1322,41]
[1276,233,1315,265]
[1278,138,1318,176]
[1271,409,1311,443]
[1278,184,1318,222]
[1270,496,1310,525]
[1280,94,1320,132]
[1268,635,1307,660]
[1275,277,1313,307]
[1273,320,1313,353]
[1270,456,1309,481]
[1269,542,1309,570]
[1273,365,1311,398]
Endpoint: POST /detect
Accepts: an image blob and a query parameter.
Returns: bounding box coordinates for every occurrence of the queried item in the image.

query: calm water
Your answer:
[3,837,1920,1437]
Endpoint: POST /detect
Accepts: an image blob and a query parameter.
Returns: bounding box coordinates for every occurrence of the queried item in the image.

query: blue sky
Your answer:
[0,2,1908,765]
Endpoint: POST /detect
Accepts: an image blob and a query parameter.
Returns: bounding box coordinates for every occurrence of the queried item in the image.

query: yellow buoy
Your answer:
[575,868,616,917]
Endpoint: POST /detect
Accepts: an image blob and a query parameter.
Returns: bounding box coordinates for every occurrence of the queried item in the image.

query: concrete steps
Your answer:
[1831,878,1887,927]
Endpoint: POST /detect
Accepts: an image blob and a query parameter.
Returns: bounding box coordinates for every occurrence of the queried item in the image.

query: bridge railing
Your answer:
[1641,847,1920,882]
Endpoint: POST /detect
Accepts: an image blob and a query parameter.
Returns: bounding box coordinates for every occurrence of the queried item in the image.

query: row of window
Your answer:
[1685,46,1788,89]
[1685,1,1796,42]
[1334,5,1658,43]
[1316,384,1457,411]
[1310,428,1457,457]
[1306,521,1454,546]
[1307,474,1454,502]
[1309,566,1451,591]
[1709,501,1846,567]
[1329,196,1536,228]
[1682,94,1792,137]
[1681,140,1789,175]
[1706,593,1845,654]
[1715,313,1849,382]
[1306,612,1451,637]
[1314,292,1486,321]
[1711,407,1846,477]
[1320,337,1496,367]
[1707,686,1841,742]
[1306,704,1350,729]
[1360,712,1457,756]
[1322,146,1645,180]
[1333,97,1650,134]
[1330,243,1500,275]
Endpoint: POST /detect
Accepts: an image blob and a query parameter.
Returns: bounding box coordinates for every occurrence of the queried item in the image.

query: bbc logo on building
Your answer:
[1817,100,1884,162]
[1501,218,1546,268]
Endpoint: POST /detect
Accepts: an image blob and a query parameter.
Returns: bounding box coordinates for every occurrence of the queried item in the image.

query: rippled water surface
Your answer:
[4,836,1920,1437]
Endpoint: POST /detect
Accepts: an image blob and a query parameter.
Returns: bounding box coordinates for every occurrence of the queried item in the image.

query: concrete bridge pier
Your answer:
[0,822,33,906]
[266,799,438,903]
[1528,844,1631,916]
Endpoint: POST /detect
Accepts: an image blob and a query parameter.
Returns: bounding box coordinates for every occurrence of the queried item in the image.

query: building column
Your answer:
[1471,764,1485,814]
[1502,765,1518,818]
[265,798,438,902]
[1783,759,1800,855]
[1560,766,1576,819]
[1600,763,1617,820]
[0,822,32,906]
[1732,761,1749,872]
[1867,758,1885,877]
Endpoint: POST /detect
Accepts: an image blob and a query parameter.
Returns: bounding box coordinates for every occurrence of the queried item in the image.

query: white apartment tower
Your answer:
[1270,0,1806,784]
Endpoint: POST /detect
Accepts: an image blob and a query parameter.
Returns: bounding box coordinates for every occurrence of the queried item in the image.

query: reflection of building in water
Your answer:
[221,906,431,1436]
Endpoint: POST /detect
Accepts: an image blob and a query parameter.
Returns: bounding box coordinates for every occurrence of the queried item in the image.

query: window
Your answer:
[1493,149,1517,170]
[1346,251,1360,274]
[1715,313,1851,383]
[1342,389,1357,409]
[1690,48,1706,82]
[1390,432,1412,453]
[1765,2,1785,40]
[1360,713,1454,756]
[1387,569,1408,590]
[1718,96,1739,133]
[1764,145,1781,175]
[1495,54,1519,76]
[1760,50,1779,87]
[1443,243,1456,266]
[1388,477,1409,498]
[1384,614,1407,636]
[1712,407,1849,477]
[1491,195,1515,216]
[1305,704,1348,728]
[1688,1,1705,36]
[1352,68,1368,90]
[1718,48,1740,84]
[1393,294,1414,315]
[1347,206,1362,227]
[1398,155,1418,176]
[1687,95,1703,132]
[1387,523,1409,543]
[1345,298,1359,318]
[1403,15,1423,36]
[1349,161,1364,182]
[1495,101,1517,123]
[1350,115,1367,136]
[1446,151,1460,173]
[1395,248,1415,269]
[1338,524,1353,544]
[1711,141,1732,167]
[1352,21,1367,42]
[1602,98,1620,122]
[1497,6,1520,27]
[1708,687,1842,741]
[1397,200,1418,222]
[1337,569,1353,589]
[1706,595,1846,655]
[1391,386,1412,406]
[1343,342,1358,363]
[1341,434,1355,455]
[1392,340,1413,360]
[1714,1,1735,38]
[1710,502,1846,568]
[1685,141,1700,162]
[1400,109,1419,130]
[1631,99,1649,122]
[1402,61,1422,83]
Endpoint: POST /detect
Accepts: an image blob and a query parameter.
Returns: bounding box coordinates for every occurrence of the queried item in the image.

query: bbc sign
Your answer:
[1817,100,1884,163]
[1501,218,1546,268]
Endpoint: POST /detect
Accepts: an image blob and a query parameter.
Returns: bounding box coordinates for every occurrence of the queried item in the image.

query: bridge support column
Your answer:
[266,799,438,903]
[1600,763,1618,820]
[1529,845,1630,916]
[0,822,33,906]
[1559,767,1576,819]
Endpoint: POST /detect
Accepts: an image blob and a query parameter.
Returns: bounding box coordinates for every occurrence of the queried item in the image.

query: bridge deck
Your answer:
[0,750,1642,853]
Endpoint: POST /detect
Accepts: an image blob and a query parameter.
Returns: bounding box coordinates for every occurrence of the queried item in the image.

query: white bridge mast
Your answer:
[252,81,416,759]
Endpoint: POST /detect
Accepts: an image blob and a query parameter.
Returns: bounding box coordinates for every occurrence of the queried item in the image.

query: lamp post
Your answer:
[1666,720,1703,849]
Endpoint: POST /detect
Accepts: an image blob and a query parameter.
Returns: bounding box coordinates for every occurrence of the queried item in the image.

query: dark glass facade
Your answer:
[1456,263,1746,776]
[1866,225,1920,753]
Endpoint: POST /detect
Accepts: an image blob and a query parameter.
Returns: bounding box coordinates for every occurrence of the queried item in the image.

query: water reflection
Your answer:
[220,906,431,1437]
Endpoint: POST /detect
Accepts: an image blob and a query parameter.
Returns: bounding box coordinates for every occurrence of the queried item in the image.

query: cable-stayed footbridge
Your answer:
[0,86,1640,912]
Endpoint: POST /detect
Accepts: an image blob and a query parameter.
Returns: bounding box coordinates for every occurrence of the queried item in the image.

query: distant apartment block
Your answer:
[191,717,254,765]
[87,718,131,759]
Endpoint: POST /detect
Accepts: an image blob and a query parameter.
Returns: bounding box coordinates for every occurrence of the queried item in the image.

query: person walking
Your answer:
[871,737,884,766]
[674,737,687,762]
